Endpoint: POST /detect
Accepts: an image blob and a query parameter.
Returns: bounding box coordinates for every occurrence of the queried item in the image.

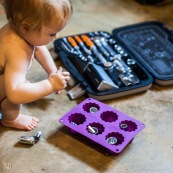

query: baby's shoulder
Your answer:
[0,24,33,59]
[0,28,26,53]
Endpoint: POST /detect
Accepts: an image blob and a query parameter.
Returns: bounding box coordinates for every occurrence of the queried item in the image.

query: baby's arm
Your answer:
[5,49,68,104]
[34,45,70,93]
[34,46,57,75]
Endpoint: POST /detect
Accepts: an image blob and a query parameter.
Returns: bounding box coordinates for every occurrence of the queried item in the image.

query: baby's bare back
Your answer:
[0,23,34,75]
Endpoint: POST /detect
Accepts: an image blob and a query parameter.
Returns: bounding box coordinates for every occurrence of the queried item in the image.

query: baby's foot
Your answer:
[1,114,39,130]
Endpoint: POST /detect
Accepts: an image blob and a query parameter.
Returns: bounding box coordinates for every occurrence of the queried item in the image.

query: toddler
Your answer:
[0,0,72,130]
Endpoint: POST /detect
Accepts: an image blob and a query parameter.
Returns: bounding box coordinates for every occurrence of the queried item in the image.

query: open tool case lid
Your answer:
[53,21,173,101]
[112,21,173,86]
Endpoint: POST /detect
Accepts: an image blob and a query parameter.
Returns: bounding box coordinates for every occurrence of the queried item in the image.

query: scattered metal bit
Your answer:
[107,137,118,145]
[88,125,95,134]
[70,121,77,125]
[19,131,42,145]
[89,107,98,113]
[34,131,42,142]
[87,126,98,135]
[19,136,36,145]
[92,127,99,134]
[120,123,128,129]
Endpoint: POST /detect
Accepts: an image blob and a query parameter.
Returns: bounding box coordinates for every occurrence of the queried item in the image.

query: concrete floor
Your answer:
[0,0,173,172]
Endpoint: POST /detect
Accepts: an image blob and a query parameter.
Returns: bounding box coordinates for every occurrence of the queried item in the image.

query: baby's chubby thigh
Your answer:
[0,74,7,103]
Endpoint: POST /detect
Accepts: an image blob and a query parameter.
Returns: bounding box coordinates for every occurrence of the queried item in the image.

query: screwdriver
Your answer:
[74,35,92,55]
[67,36,82,55]
[81,35,113,69]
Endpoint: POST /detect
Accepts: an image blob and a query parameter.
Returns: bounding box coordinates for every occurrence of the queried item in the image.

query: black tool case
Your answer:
[53,21,173,101]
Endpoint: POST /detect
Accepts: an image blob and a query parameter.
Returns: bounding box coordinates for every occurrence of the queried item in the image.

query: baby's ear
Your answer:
[19,22,30,34]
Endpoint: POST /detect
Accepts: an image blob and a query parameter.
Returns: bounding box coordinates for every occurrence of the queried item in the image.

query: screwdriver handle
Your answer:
[81,35,94,47]
[74,35,83,43]
[67,37,78,47]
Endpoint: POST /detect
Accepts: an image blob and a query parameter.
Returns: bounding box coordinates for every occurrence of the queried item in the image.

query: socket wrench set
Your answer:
[59,98,145,154]
[54,21,173,100]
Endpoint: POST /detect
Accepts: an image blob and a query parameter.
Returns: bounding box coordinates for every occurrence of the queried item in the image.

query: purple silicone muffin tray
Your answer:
[59,98,145,154]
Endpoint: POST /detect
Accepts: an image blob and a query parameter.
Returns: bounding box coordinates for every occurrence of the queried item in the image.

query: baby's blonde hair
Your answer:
[3,0,72,32]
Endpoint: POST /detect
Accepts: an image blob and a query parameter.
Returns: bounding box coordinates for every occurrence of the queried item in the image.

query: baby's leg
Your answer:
[1,98,39,130]
[0,75,39,130]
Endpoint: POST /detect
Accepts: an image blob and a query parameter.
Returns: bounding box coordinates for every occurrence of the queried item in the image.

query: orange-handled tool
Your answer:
[67,37,78,48]
[74,35,91,55]
[81,35,94,47]
[67,36,82,54]
[74,35,82,43]
[81,35,110,66]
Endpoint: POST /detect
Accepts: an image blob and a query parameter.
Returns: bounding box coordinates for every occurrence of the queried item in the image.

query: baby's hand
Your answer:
[48,67,70,92]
